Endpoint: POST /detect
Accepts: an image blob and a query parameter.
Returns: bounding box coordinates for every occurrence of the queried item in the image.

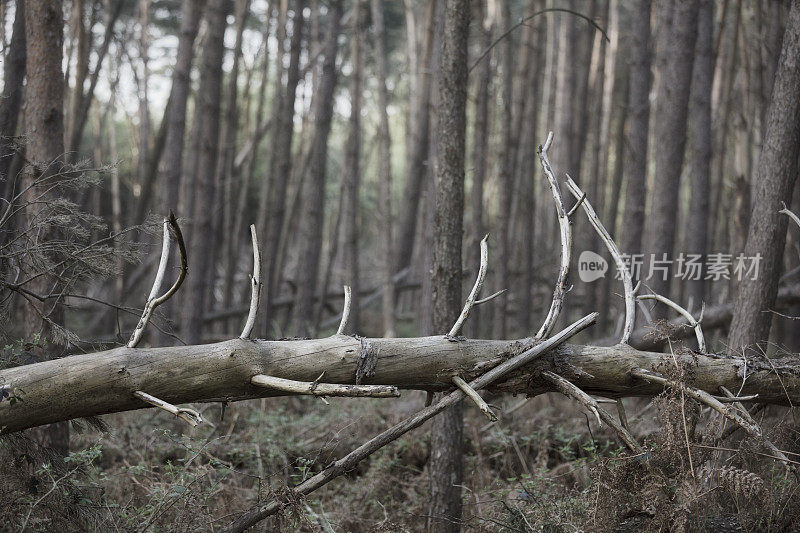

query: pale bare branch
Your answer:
[452,375,497,421]
[251,374,399,398]
[449,234,491,337]
[240,224,262,340]
[565,175,636,344]
[133,390,202,427]
[637,293,706,352]
[128,212,187,348]
[336,285,352,335]
[541,371,644,453]
[536,132,573,340]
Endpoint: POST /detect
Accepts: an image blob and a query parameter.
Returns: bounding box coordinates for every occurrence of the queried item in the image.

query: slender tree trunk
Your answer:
[0,0,25,184]
[218,0,250,330]
[182,0,229,345]
[161,0,206,214]
[23,0,69,456]
[64,0,122,158]
[290,0,342,337]
[153,0,205,345]
[428,2,469,531]
[342,0,364,333]
[621,0,651,259]
[642,0,699,310]
[492,0,514,339]
[260,0,306,336]
[686,0,713,311]
[371,0,396,337]
[396,0,438,274]
[467,0,492,338]
[137,0,153,199]
[727,0,800,354]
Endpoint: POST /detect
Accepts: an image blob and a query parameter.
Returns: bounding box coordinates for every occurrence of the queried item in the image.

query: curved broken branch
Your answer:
[132,390,202,427]
[336,285,352,335]
[449,234,491,337]
[240,225,262,340]
[128,212,187,348]
[637,293,706,352]
[536,132,573,340]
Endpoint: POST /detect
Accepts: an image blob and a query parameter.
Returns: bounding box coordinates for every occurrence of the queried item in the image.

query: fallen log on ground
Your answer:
[2,326,798,435]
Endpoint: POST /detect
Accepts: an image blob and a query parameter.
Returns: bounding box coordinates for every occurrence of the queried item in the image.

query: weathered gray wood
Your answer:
[2,334,798,435]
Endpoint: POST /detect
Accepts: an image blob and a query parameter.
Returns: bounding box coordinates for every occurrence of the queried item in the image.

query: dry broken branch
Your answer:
[637,293,706,352]
[132,390,202,427]
[452,375,497,421]
[240,224,261,340]
[449,234,491,337]
[630,368,791,467]
[221,313,598,532]
[250,374,399,398]
[565,175,636,344]
[336,285,352,335]
[536,132,573,340]
[541,370,644,453]
[127,212,187,348]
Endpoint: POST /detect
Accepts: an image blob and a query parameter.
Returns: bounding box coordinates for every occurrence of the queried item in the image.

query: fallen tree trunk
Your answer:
[2,334,797,435]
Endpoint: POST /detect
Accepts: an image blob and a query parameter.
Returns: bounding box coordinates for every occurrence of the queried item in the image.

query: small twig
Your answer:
[449,235,492,337]
[475,289,507,305]
[536,132,573,340]
[469,7,609,73]
[133,391,202,427]
[637,293,706,352]
[616,399,630,431]
[452,376,497,421]
[541,371,644,453]
[240,225,262,340]
[780,202,800,231]
[250,374,399,398]
[565,175,636,344]
[336,285,352,335]
[128,212,187,348]
[567,193,587,217]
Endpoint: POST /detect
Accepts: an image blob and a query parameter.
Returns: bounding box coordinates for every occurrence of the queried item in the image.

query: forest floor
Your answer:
[4,371,800,532]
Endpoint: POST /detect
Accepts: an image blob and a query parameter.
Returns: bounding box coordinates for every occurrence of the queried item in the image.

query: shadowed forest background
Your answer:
[2,0,800,531]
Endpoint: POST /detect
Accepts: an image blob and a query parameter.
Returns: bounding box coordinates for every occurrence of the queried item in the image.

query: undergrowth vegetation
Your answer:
[3,355,800,533]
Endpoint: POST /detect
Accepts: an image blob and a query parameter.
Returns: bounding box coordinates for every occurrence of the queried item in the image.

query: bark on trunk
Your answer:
[727,0,800,354]
[182,0,229,345]
[290,0,342,337]
[260,0,306,335]
[342,0,364,333]
[23,0,69,456]
[642,0,699,309]
[685,0,713,310]
[396,0,438,274]
[621,0,651,259]
[371,0,397,338]
[429,1,470,530]
[2,337,798,436]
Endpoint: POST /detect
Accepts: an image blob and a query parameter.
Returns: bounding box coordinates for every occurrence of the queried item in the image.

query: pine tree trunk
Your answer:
[182,0,229,345]
[642,0,699,311]
[428,1,470,530]
[23,0,69,456]
[727,0,800,354]
[291,0,342,337]
[371,0,397,337]
[621,0,651,259]
[686,0,713,311]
